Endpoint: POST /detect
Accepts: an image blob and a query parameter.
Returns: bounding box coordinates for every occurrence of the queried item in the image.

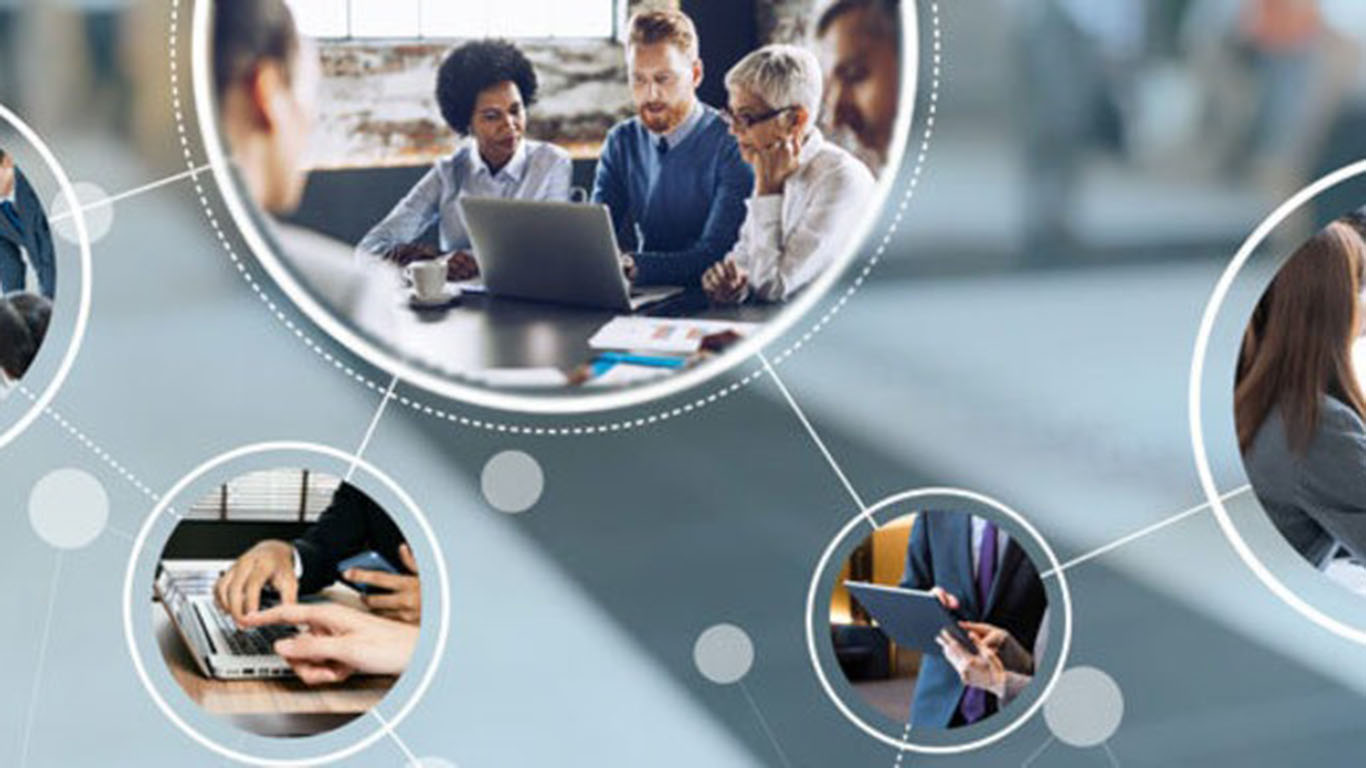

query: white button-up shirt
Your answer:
[727,130,875,302]
[357,138,572,258]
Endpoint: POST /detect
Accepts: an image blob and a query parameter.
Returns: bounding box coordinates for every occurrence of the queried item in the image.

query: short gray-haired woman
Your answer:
[703,44,875,304]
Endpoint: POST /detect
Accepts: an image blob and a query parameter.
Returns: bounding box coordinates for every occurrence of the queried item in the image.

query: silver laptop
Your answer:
[155,567,296,680]
[459,197,683,311]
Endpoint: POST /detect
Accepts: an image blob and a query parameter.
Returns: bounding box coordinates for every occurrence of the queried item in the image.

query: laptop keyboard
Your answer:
[209,604,297,656]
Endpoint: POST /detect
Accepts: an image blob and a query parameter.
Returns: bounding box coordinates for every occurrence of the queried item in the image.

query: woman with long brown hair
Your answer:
[1238,220,1366,568]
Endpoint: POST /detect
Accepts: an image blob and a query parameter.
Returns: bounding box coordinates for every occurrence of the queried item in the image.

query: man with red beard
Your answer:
[591,9,754,289]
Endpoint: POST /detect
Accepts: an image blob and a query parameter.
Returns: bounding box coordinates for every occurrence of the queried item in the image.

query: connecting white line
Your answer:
[347,375,400,482]
[370,709,420,765]
[1103,741,1121,767]
[760,352,874,527]
[738,680,795,768]
[18,553,63,768]
[1041,486,1252,579]
[1021,736,1054,767]
[49,163,213,223]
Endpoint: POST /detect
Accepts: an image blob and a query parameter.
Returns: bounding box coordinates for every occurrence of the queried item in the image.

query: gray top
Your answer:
[1245,395,1366,567]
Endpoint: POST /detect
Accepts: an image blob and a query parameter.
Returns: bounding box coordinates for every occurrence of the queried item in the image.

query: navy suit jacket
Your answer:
[293,482,410,595]
[899,510,1047,728]
[0,170,55,299]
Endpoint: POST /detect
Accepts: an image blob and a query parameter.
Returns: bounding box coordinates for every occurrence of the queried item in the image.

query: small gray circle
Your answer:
[1043,666,1124,748]
[481,450,544,514]
[694,623,754,685]
[408,759,457,768]
[29,468,109,549]
[50,181,114,244]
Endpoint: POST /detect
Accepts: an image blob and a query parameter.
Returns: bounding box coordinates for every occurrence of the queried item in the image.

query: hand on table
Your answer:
[383,242,441,266]
[702,259,749,304]
[241,602,418,685]
[214,540,298,625]
[620,252,637,283]
[345,544,422,625]
[446,250,479,281]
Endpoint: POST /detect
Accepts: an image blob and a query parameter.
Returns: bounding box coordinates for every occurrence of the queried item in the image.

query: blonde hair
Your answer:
[627,9,699,59]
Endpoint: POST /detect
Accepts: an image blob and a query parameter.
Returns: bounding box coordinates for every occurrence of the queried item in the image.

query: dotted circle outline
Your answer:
[120,440,453,767]
[1190,158,1366,648]
[168,1,941,435]
[803,488,1074,755]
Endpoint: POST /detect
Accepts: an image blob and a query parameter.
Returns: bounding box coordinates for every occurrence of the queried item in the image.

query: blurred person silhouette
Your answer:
[1238,221,1366,574]
[1015,0,1146,257]
[213,0,396,337]
[0,149,55,299]
[814,0,901,175]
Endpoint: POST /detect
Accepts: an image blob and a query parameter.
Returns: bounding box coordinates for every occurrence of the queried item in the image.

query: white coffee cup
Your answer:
[408,260,447,302]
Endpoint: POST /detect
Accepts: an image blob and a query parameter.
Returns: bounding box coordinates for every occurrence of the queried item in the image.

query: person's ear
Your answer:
[790,106,810,135]
[247,60,292,133]
[692,58,704,90]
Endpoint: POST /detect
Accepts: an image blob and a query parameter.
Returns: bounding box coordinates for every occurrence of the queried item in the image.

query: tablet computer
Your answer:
[845,581,978,655]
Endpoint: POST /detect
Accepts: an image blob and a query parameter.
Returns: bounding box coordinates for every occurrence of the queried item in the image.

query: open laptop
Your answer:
[459,197,683,312]
[155,566,297,680]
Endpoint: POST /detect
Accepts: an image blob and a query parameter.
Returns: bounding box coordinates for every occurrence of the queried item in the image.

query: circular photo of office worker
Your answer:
[149,468,423,738]
[827,509,1050,732]
[0,112,89,451]
[1235,210,1366,598]
[194,0,912,412]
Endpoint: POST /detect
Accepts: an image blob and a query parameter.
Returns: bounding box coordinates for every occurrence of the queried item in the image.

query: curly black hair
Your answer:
[436,40,539,136]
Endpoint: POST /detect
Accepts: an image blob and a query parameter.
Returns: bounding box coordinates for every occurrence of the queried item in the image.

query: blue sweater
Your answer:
[591,107,754,286]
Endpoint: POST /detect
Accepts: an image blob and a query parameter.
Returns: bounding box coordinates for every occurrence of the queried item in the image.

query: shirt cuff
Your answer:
[746,194,782,223]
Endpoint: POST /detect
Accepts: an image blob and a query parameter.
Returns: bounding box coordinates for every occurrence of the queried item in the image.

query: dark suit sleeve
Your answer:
[591,127,637,252]
[294,482,404,594]
[634,138,755,287]
[900,514,935,590]
[31,200,54,300]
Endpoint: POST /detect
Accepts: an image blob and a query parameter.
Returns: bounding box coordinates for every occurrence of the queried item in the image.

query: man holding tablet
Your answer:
[899,510,1047,728]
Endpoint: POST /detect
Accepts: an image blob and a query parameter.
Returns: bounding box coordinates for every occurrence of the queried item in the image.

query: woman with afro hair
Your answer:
[358,40,572,280]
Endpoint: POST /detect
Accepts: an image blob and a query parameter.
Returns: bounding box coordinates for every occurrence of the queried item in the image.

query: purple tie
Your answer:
[959,521,998,724]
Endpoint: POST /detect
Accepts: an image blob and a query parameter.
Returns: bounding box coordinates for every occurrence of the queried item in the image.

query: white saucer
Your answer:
[409,288,460,309]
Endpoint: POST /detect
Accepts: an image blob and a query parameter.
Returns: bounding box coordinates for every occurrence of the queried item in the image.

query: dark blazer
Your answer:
[0,170,55,299]
[293,482,409,595]
[900,509,1047,728]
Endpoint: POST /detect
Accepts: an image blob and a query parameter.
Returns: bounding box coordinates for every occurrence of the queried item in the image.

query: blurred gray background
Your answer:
[6,0,1366,765]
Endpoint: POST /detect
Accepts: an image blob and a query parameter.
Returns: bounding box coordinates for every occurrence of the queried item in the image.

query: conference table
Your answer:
[380,287,785,387]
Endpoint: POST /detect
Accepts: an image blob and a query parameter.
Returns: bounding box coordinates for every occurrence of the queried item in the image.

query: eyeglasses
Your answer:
[720,105,797,130]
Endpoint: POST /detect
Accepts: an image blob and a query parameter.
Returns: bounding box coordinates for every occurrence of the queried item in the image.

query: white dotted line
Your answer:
[15,385,161,501]
[893,720,913,766]
[166,1,942,436]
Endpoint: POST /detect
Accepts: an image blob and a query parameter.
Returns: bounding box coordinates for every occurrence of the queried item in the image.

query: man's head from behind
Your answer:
[0,149,14,199]
[627,9,703,135]
[817,0,901,170]
[0,292,51,381]
[212,0,317,215]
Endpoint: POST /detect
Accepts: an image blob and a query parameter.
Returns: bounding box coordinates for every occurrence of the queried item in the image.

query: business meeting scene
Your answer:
[828,509,1048,730]
[150,468,423,737]
[0,142,54,400]
[1238,208,1366,596]
[212,0,904,395]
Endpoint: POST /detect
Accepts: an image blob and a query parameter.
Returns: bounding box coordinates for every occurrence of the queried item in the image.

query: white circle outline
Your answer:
[120,441,453,766]
[803,487,1073,754]
[181,0,921,417]
[0,104,93,451]
[1190,158,1366,646]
